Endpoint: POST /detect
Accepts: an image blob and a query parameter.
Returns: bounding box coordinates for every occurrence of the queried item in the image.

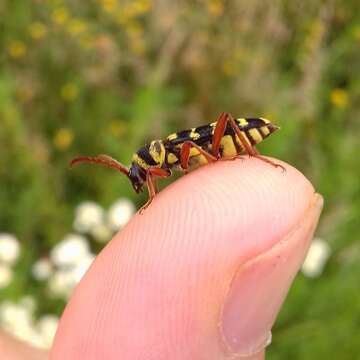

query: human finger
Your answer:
[51,157,322,359]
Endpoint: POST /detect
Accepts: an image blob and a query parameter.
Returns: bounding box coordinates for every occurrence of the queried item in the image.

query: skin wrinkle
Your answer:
[51,158,316,360]
[218,193,322,357]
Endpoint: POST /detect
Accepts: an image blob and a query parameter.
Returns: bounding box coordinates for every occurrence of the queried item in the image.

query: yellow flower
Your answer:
[109,120,127,137]
[309,20,324,39]
[222,60,237,76]
[7,41,27,58]
[131,0,152,15]
[125,21,144,37]
[115,11,130,25]
[29,22,47,40]
[99,0,118,13]
[116,0,151,24]
[330,88,349,109]
[352,25,360,41]
[60,83,79,101]
[67,19,87,35]
[53,128,74,150]
[129,38,145,55]
[207,0,224,16]
[52,7,69,25]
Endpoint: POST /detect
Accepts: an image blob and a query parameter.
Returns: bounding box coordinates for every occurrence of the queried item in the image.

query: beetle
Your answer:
[70,112,283,212]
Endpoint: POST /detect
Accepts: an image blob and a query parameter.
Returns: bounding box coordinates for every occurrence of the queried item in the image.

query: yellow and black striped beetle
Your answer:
[71,112,283,212]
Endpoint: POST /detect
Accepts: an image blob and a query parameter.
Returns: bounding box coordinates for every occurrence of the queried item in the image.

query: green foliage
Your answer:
[0,0,360,357]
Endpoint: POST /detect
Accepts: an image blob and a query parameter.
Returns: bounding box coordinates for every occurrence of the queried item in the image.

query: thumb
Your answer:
[51,158,323,360]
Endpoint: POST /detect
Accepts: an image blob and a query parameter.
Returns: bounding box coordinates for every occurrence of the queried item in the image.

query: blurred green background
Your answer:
[1,0,360,358]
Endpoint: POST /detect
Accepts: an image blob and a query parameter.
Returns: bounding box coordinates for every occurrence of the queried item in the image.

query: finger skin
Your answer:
[51,157,319,360]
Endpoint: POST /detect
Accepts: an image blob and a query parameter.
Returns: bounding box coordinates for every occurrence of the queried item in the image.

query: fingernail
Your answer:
[220,193,323,357]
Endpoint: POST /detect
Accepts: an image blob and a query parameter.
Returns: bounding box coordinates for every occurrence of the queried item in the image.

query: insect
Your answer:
[70,112,283,212]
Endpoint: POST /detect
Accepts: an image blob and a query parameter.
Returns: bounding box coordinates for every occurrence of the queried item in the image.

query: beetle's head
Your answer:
[128,163,145,193]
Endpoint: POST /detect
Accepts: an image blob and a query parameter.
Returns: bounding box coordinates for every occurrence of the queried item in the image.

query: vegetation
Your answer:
[0,0,359,357]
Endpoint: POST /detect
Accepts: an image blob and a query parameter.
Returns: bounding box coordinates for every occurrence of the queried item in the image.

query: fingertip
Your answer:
[145,157,315,257]
[52,157,318,360]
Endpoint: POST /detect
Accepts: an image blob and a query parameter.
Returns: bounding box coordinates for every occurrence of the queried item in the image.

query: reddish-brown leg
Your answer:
[180,141,217,171]
[211,112,229,158]
[140,167,171,213]
[223,155,245,161]
[246,147,285,171]
[212,112,285,170]
[212,112,255,157]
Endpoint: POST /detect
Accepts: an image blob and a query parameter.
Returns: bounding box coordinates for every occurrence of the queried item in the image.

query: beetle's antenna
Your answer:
[70,154,130,177]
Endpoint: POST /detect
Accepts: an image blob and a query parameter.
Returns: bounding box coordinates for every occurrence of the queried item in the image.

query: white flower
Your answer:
[50,234,90,267]
[47,252,94,298]
[302,238,331,278]
[0,264,12,288]
[0,233,20,265]
[107,198,135,231]
[73,201,105,233]
[0,300,33,336]
[47,269,76,298]
[71,252,95,282]
[0,299,55,349]
[19,296,37,313]
[37,314,59,348]
[90,224,112,243]
[25,331,45,349]
[32,258,53,280]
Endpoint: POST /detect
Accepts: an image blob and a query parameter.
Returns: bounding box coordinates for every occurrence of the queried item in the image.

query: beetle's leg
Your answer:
[212,112,256,157]
[241,146,285,171]
[180,141,217,171]
[140,167,171,213]
[211,112,230,158]
[212,112,284,170]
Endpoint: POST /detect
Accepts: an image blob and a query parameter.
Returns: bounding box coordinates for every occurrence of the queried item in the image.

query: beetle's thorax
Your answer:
[132,140,166,170]
[129,140,167,192]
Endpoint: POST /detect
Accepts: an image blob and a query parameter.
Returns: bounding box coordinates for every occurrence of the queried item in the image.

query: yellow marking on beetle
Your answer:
[149,140,166,165]
[189,147,201,157]
[248,128,263,144]
[260,126,270,136]
[220,135,238,157]
[237,118,248,126]
[167,153,178,164]
[184,146,208,170]
[132,153,150,170]
[234,135,244,152]
[189,128,200,140]
[260,117,271,124]
[210,122,217,134]
[167,133,178,141]
[189,154,208,169]
[234,130,252,148]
